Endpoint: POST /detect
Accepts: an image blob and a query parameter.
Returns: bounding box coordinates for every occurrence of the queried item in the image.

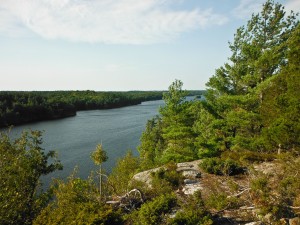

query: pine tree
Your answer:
[198,0,299,153]
[260,23,300,153]
[159,80,197,163]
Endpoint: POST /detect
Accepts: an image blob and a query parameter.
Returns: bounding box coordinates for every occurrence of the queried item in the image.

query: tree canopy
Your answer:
[139,0,300,168]
[0,130,62,225]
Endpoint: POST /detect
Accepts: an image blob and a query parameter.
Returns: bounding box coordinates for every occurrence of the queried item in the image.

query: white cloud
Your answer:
[232,0,265,19]
[0,0,228,44]
[0,8,32,37]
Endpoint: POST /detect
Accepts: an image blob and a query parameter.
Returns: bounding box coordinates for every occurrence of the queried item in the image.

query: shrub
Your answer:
[200,157,244,176]
[168,210,212,225]
[147,162,184,197]
[134,194,177,225]
[152,162,183,189]
[33,176,123,225]
[204,193,228,211]
[221,150,275,163]
[168,191,212,225]
[108,151,140,196]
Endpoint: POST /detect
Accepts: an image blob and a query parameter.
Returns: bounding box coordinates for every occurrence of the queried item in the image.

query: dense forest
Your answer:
[0,91,163,127]
[0,90,205,128]
[0,1,299,224]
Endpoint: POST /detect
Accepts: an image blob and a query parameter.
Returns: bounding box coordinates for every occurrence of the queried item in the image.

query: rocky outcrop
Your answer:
[133,160,203,194]
[132,167,162,187]
[132,160,299,224]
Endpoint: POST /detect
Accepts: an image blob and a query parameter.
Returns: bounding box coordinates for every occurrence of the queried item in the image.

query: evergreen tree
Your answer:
[260,23,300,153]
[0,130,62,225]
[138,80,198,165]
[199,0,298,154]
[33,174,122,225]
[91,144,108,198]
[159,80,197,163]
[138,116,165,169]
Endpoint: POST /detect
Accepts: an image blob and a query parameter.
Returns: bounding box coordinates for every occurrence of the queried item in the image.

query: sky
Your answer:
[0,0,299,91]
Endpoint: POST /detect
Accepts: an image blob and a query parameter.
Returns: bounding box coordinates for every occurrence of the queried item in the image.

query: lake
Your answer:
[3,99,165,187]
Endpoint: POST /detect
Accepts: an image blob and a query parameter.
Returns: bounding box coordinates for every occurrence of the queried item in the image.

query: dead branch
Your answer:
[239,206,256,210]
[227,188,251,198]
[107,188,144,211]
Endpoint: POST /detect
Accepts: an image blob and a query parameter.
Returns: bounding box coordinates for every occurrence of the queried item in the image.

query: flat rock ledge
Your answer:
[133,160,203,195]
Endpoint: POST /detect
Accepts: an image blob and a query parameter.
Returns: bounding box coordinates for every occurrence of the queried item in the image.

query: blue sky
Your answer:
[0,0,299,91]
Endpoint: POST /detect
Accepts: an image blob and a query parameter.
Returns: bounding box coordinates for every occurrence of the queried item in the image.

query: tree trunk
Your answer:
[99,165,102,197]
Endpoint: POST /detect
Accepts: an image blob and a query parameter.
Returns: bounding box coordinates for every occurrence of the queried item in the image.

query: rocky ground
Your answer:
[132,160,300,225]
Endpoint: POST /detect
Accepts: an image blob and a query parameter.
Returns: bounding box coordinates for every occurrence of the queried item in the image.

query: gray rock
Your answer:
[132,167,162,187]
[182,183,202,195]
[182,170,199,178]
[184,179,198,184]
[244,222,264,225]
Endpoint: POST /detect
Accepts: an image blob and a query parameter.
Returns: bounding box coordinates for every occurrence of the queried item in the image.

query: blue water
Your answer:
[3,99,164,186]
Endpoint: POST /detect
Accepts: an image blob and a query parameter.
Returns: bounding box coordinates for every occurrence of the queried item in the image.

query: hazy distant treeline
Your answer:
[0,90,204,127]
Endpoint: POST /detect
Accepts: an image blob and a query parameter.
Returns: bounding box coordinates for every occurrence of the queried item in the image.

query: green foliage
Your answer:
[160,80,197,163]
[91,144,108,198]
[162,80,187,110]
[192,102,222,158]
[279,157,300,206]
[33,173,123,225]
[248,159,300,222]
[1,2,299,224]
[150,162,184,194]
[139,80,198,168]
[250,176,270,202]
[168,192,212,225]
[200,157,244,176]
[133,194,177,225]
[143,163,184,198]
[139,6,299,166]
[108,151,139,195]
[249,175,286,220]
[138,116,165,169]
[207,0,298,96]
[204,193,228,211]
[0,130,62,225]
[91,144,108,166]
[259,23,300,153]
[0,91,165,128]
[221,150,275,163]
[168,209,212,225]
[195,0,300,154]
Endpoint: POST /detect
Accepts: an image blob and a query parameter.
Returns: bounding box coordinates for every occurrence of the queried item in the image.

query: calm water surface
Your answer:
[4,99,164,186]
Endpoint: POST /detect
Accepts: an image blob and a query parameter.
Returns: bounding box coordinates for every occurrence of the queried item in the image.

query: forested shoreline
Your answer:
[0,1,299,224]
[0,90,204,128]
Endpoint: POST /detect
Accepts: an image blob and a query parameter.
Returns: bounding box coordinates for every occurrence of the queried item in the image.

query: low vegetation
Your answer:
[199,157,244,176]
[0,0,299,224]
